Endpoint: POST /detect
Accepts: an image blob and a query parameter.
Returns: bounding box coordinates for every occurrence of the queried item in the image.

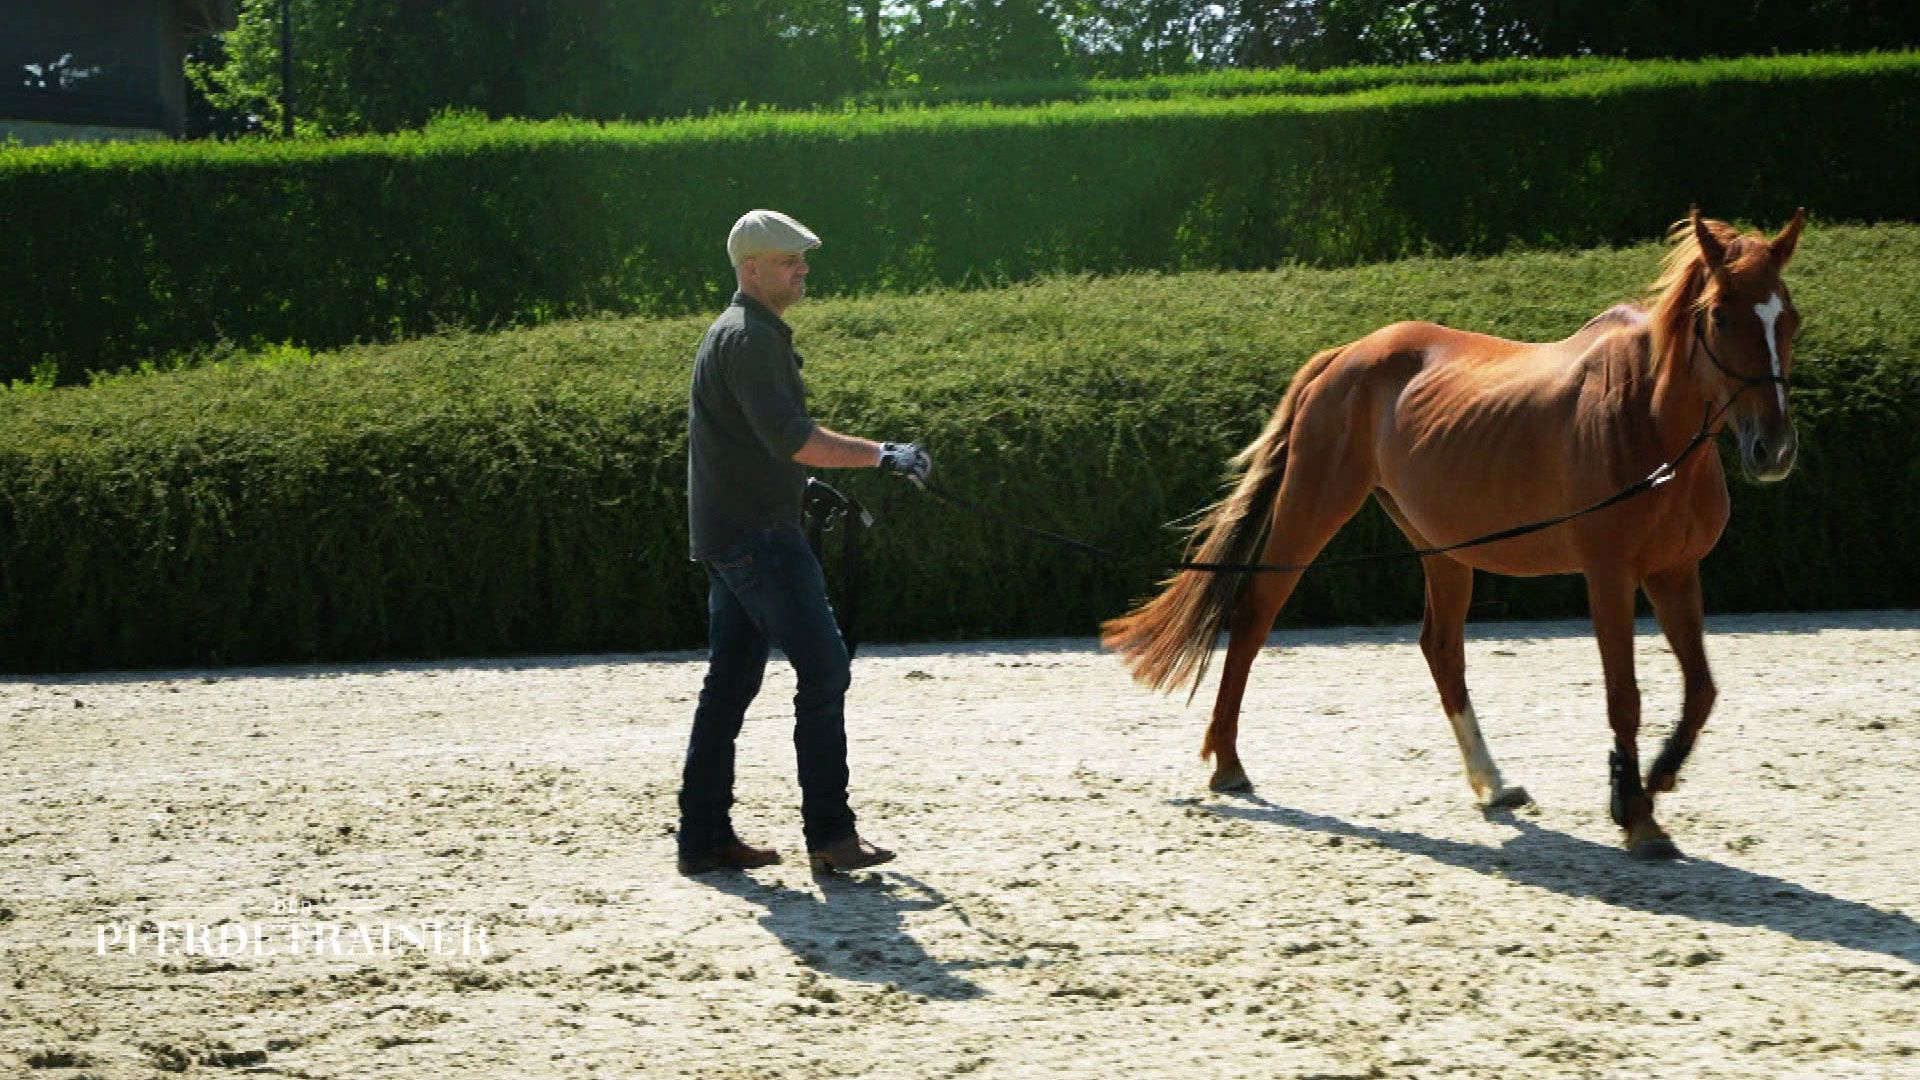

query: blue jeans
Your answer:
[677,525,856,854]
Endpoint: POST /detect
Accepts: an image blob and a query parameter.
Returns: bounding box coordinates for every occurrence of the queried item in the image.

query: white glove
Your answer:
[877,442,932,487]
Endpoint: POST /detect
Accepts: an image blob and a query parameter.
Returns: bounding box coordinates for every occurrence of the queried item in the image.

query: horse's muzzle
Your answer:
[1740,423,1799,483]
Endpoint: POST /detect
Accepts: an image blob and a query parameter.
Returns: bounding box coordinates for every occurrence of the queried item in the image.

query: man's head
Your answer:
[729,209,820,315]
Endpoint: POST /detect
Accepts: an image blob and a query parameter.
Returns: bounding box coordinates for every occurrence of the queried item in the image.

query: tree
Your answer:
[186,0,1920,136]
[183,32,259,137]
[194,0,869,135]
[859,0,885,81]
[1057,1,1202,77]
[886,1,1076,87]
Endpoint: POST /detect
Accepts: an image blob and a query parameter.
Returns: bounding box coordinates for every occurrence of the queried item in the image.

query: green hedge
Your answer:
[2,225,1916,673]
[4,53,1919,384]
[838,55,1637,110]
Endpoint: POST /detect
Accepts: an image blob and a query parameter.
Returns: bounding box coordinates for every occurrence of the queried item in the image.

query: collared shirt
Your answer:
[686,291,818,560]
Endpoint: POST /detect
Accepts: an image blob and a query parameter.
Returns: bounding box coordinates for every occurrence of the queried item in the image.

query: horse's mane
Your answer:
[1643,215,1772,375]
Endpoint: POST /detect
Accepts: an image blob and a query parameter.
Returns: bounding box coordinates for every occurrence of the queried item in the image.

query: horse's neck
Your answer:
[1642,321,1717,445]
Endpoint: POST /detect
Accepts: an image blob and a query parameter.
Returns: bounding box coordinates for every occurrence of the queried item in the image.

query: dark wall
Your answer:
[1,0,184,134]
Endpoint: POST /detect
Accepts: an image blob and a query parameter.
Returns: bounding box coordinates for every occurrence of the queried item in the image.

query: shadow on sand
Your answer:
[1203,794,1920,966]
[698,870,1018,1000]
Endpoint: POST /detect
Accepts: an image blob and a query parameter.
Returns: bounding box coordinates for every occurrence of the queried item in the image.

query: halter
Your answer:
[1692,307,1790,396]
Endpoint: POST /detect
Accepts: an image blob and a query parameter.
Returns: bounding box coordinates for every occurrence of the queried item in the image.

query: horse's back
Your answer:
[1553,304,1651,357]
[1328,321,1537,394]
[1296,308,1654,449]
[1338,313,1651,573]
[1349,305,1647,367]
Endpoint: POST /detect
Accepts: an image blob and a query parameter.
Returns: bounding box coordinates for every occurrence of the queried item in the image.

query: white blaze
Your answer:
[1755,293,1787,414]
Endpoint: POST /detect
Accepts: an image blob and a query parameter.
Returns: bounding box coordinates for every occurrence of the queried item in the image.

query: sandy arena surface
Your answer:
[2,610,1917,1079]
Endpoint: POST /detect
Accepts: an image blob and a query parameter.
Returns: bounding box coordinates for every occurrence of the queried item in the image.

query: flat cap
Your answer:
[727,209,821,267]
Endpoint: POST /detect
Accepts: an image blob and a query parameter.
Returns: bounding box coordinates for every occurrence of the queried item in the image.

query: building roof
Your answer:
[177,0,238,36]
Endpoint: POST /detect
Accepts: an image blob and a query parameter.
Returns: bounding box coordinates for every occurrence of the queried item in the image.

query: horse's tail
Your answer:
[1101,345,1343,702]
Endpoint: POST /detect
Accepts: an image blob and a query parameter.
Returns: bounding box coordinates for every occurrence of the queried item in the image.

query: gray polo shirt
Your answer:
[686,292,818,560]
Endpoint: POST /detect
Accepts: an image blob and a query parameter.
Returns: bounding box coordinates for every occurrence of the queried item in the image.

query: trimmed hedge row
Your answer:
[839,55,1633,110]
[4,53,1919,384]
[1,225,1916,673]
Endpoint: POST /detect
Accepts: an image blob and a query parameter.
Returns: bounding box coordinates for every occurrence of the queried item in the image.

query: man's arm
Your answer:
[791,425,883,468]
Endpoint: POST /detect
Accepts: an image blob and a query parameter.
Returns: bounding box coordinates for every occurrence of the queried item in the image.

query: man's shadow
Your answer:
[1203,794,1920,965]
[700,871,1011,1000]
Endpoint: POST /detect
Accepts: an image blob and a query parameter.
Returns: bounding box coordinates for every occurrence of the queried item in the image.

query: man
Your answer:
[677,208,932,876]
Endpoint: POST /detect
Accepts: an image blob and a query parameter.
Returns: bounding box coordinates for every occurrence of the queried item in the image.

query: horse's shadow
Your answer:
[698,870,1006,1000]
[1203,795,1920,966]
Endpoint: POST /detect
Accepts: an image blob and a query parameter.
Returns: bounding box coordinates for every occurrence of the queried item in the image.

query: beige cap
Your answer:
[727,209,821,267]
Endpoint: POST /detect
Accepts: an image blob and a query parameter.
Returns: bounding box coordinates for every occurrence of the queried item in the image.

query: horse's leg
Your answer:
[1418,554,1530,809]
[1586,570,1679,859]
[1641,562,1716,797]
[1205,456,1375,794]
[1374,490,1529,810]
[1204,570,1294,793]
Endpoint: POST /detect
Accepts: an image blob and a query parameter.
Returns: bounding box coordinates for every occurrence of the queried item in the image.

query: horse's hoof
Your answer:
[1208,768,1253,794]
[1483,785,1532,809]
[1629,837,1683,861]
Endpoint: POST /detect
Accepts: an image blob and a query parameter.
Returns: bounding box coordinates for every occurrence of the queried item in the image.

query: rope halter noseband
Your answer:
[1691,307,1789,399]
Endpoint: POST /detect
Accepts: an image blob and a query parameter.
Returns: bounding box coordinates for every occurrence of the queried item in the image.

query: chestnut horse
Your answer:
[1102,209,1806,859]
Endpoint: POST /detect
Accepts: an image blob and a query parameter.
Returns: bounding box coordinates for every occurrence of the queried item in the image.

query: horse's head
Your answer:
[1667,208,1807,482]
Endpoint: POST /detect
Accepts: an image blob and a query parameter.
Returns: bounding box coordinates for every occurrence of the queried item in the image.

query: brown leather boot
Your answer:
[807,834,895,873]
[677,839,781,875]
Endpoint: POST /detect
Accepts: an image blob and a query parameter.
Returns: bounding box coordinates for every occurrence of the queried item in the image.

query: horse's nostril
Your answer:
[1746,430,1797,481]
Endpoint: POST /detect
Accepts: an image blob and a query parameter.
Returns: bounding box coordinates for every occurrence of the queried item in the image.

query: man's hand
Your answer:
[877,442,932,487]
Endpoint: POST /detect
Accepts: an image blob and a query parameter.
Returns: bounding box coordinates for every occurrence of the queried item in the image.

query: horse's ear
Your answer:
[1690,207,1728,276]
[1771,207,1807,270]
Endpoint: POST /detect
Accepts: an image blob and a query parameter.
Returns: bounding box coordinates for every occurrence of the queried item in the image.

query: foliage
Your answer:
[182,33,259,139]
[6,53,1919,385]
[1302,0,1920,67]
[193,0,871,135]
[187,0,1920,132]
[2,225,1916,673]
[887,1,1078,87]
